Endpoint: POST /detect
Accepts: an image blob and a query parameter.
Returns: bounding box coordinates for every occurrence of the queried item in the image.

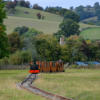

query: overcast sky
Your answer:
[27,0,100,8]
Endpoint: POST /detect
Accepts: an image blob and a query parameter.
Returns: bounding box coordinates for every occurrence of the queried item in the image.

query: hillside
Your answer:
[10,7,63,22]
[5,7,63,34]
[82,16,98,22]
[4,16,61,34]
[79,22,99,30]
[4,7,100,40]
[5,16,99,35]
[80,27,100,40]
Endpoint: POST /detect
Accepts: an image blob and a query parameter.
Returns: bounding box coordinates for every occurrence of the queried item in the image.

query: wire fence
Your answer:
[0,64,29,70]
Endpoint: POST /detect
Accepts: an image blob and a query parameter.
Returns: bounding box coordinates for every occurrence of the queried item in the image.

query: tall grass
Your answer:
[34,69,100,100]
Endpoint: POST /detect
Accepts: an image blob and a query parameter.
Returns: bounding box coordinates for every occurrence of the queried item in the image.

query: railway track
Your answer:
[17,74,73,100]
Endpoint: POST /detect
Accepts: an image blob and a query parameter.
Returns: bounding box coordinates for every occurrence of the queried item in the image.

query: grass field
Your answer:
[80,27,100,40]
[0,70,46,100]
[0,69,100,100]
[35,69,100,100]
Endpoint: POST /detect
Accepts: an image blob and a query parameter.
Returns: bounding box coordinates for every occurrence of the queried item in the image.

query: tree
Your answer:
[33,4,43,10]
[5,1,16,14]
[35,34,61,61]
[45,7,68,16]
[95,9,100,20]
[60,36,88,63]
[75,6,86,20]
[58,19,80,37]
[14,0,17,6]
[0,0,9,58]
[8,32,21,53]
[64,10,80,22]
[94,2,100,10]
[86,5,91,10]
[19,0,26,7]
[25,1,30,8]
[70,6,74,11]
[6,1,16,10]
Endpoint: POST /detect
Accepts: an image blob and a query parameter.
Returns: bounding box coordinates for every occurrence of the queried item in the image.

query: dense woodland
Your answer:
[0,0,100,65]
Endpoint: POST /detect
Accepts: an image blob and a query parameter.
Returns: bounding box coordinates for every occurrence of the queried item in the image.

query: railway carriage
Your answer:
[36,61,64,72]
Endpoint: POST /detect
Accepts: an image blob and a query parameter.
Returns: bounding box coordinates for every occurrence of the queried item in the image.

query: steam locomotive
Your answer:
[29,61,64,74]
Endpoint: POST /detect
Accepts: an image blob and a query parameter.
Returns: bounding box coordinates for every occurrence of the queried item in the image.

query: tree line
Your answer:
[1,0,100,65]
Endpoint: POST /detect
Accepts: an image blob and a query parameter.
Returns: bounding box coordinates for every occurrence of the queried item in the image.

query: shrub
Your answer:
[14,26,29,35]
[71,64,79,68]
[8,50,32,65]
[0,50,32,65]
[23,28,42,37]
[0,57,9,65]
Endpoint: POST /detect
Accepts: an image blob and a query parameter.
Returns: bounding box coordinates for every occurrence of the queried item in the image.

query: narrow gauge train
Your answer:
[36,61,64,73]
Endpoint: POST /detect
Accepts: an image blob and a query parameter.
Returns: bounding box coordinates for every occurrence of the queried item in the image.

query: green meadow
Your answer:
[35,69,100,100]
[0,70,46,100]
[80,27,100,40]
[0,69,100,100]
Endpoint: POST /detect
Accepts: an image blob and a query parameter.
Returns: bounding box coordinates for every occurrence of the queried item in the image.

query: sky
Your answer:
[27,0,100,9]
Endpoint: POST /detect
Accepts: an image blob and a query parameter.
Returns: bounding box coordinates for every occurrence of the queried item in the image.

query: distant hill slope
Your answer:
[4,16,61,34]
[80,27,100,40]
[5,7,100,40]
[8,7,63,22]
[5,7,63,34]
[79,22,99,30]
[82,16,97,22]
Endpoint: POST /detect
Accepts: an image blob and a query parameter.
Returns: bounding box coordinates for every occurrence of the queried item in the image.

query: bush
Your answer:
[0,57,9,65]
[71,64,79,68]
[0,50,32,65]
[8,50,32,65]
[20,50,32,63]
[14,26,29,35]
[9,51,22,65]
[23,28,42,37]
